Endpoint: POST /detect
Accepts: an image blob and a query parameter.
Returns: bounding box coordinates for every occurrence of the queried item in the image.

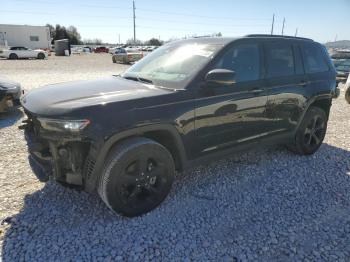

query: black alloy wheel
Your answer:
[99,137,175,217]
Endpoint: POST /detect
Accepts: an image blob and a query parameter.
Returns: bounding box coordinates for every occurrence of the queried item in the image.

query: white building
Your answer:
[0,24,51,49]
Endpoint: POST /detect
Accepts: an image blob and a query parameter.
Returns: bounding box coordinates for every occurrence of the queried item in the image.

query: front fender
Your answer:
[84,123,187,192]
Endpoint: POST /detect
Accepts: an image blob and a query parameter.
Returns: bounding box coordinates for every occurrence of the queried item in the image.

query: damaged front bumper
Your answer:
[21,112,93,187]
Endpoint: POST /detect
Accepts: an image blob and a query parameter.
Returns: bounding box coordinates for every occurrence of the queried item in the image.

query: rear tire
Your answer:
[9,53,18,60]
[287,106,327,155]
[37,53,45,59]
[98,137,175,217]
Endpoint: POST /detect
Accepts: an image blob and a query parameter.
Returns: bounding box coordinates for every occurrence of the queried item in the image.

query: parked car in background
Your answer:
[0,46,48,60]
[108,47,117,54]
[0,77,22,112]
[333,59,350,84]
[21,35,337,217]
[93,46,109,53]
[83,46,92,53]
[112,47,143,64]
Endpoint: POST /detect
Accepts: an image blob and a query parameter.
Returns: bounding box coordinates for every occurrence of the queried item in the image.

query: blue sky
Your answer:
[1,0,349,43]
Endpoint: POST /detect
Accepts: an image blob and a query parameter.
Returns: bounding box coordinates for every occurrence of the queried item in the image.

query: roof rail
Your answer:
[245,34,313,41]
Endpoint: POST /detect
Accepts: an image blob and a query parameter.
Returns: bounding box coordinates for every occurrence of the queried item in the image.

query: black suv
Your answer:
[21,35,337,217]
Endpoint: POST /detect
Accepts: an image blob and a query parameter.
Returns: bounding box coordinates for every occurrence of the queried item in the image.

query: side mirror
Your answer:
[205,69,236,85]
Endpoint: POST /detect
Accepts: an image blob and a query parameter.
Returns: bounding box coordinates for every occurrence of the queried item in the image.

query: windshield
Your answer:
[122,42,222,89]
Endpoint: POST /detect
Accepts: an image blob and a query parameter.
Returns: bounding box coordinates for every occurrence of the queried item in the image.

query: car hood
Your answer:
[21,76,171,116]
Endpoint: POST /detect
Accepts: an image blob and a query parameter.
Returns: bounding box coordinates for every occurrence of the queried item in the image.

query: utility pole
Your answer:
[271,13,275,35]
[295,28,298,37]
[334,34,338,42]
[118,34,120,44]
[133,0,136,44]
[281,18,285,36]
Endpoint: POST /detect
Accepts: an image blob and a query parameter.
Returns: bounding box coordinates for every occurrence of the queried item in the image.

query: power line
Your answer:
[137,8,271,20]
[137,16,270,27]
[8,0,272,21]
[10,0,131,10]
[0,9,131,19]
[0,10,271,29]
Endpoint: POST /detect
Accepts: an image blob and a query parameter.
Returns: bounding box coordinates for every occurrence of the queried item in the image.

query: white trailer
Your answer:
[0,24,51,50]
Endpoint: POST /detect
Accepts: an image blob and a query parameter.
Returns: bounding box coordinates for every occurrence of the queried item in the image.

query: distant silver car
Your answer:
[112,48,143,64]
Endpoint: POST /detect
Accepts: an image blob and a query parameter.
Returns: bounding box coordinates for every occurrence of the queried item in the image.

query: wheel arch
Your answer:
[85,124,187,192]
[9,53,18,59]
[295,94,332,133]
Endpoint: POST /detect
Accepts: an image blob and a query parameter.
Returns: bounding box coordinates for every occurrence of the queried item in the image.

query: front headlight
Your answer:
[38,118,90,132]
[0,84,18,90]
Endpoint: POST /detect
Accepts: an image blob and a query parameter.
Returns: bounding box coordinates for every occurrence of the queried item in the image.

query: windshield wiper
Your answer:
[122,75,177,91]
[123,75,153,84]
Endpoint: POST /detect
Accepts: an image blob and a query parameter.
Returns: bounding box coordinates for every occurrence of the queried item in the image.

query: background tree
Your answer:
[83,38,103,45]
[46,23,83,44]
[146,38,163,46]
[126,38,143,45]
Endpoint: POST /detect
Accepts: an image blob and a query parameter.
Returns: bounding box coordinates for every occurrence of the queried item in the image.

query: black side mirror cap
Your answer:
[205,69,236,85]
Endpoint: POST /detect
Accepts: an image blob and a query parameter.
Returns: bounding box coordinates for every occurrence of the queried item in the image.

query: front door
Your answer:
[194,42,269,155]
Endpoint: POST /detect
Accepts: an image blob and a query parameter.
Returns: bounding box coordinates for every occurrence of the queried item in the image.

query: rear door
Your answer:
[301,42,334,98]
[264,40,307,135]
[194,41,269,154]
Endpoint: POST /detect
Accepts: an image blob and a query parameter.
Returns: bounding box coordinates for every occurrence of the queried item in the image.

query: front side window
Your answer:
[214,43,260,82]
[303,44,329,73]
[123,42,222,89]
[265,43,295,78]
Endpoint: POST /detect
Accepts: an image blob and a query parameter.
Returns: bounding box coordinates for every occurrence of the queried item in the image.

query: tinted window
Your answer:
[265,43,295,77]
[214,43,260,82]
[303,44,329,73]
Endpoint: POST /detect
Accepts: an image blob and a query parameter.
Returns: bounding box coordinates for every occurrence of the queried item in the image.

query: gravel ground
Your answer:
[1,55,350,261]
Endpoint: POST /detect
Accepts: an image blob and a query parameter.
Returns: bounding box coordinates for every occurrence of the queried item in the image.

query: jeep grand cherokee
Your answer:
[21,35,338,217]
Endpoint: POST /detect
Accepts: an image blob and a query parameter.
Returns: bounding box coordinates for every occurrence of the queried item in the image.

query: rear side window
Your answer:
[214,43,260,82]
[302,44,329,73]
[265,42,295,78]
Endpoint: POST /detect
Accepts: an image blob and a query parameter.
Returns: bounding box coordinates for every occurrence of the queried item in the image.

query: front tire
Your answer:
[9,53,18,60]
[98,137,175,217]
[288,106,327,155]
